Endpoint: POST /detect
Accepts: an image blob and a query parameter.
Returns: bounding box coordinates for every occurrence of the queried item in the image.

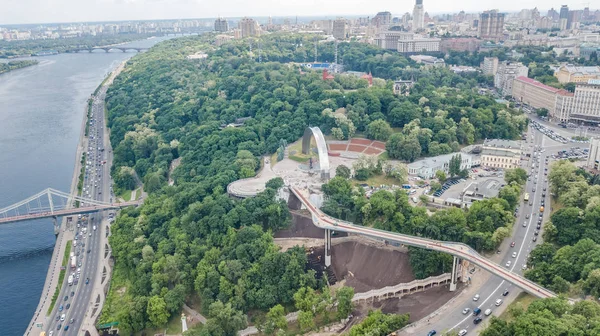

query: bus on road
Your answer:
[524,193,530,202]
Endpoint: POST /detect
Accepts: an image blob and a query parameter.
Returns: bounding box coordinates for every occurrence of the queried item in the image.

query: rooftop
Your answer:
[408,152,470,169]
[481,148,520,157]
[463,180,502,200]
[561,65,600,75]
[483,139,522,150]
[515,76,561,93]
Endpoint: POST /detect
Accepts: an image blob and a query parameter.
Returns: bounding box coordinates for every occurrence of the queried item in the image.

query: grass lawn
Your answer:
[138,309,183,336]
[498,292,535,322]
[119,189,133,202]
[351,174,401,188]
[48,240,72,315]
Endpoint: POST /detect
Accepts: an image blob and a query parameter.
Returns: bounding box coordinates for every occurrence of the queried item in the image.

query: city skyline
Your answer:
[0,0,597,25]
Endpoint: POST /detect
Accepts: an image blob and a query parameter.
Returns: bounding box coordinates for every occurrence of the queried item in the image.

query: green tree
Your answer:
[147,295,170,327]
[205,301,248,336]
[435,170,447,183]
[262,304,287,335]
[336,165,351,179]
[448,154,462,177]
[504,168,528,185]
[349,310,409,336]
[336,286,354,319]
[298,310,315,332]
[366,119,393,141]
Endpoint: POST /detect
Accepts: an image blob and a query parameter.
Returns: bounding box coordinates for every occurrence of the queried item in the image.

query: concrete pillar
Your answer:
[324,229,331,267]
[450,256,459,292]
[53,216,59,236]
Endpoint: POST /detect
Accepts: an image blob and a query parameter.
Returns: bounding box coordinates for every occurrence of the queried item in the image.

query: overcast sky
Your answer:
[0,0,591,25]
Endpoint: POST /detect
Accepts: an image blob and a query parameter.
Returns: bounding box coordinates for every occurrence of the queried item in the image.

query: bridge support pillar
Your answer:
[450,256,460,292]
[53,216,59,236]
[324,229,331,267]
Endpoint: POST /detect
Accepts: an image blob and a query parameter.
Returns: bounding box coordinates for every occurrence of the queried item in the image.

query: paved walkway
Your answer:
[183,304,207,325]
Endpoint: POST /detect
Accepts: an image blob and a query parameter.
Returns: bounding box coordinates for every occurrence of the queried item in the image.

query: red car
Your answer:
[510,241,516,247]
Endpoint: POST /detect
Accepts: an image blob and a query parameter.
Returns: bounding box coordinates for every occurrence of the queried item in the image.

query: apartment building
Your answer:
[238,17,259,38]
[494,62,528,96]
[479,10,505,41]
[333,18,347,39]
[555,65,600,84]
[481,57,499,76]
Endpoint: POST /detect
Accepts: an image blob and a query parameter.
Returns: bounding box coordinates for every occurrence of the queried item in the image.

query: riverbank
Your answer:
[0,60,38,74]
[24,60,127,336]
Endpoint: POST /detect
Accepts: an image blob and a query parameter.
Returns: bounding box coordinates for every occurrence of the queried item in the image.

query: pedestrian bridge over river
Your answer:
[0,188,141,225]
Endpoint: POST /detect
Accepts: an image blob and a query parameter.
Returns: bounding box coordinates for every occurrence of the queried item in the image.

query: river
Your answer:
[0,36,174,336]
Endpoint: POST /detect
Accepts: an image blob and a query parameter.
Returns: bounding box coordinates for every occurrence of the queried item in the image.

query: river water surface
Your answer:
[0,36,172,335]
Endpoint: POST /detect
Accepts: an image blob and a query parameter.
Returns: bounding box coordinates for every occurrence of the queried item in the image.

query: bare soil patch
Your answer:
[330,241,415,293]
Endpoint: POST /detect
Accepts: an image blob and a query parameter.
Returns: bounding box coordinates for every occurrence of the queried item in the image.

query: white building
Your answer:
[569,80,600,123]
[398,37,441,53]
[587,138,600,169]
[412,0,425,31]
[407,153,475,179]
[494,62,529,96]
[481,57,499,76]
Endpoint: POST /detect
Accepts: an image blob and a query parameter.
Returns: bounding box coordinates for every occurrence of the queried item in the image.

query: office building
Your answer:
[214,17,229,32]
[333,18,347,39]
[494,62,528,96]
[555,65,600,83]
[373,11,392,27]
[238,17,259,38]
[560,5,569,31]
[587,138,600,169]
[408,153,474,179]
[398,37,440,54]
[569,80,600,123]
[440,38,480,53]
[374,29,414,50]
[412,0,425,31]
[479,10,505,41]
[481,57,499,76]
[511,77,571,117]
[480,139,522,169]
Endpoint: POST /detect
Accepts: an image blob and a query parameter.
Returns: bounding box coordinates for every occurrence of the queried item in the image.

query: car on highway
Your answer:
[525,214,530,219]
[474,316,482,324]
[503,290,510,296]
[86,277,90,284]
[510,241,516,247]
[473,294,480,301]
[485,308,492,316]
[495,299,503,306]
[462,307,470,314]
[57,324,62,330]
[60,313,65,321]
[505,261,511,267]
[66,303,70,309]
[523,221,527,227]
[427,331,437,336]
[459,330,468,336]
[59,305,63,312]
[512,252,517,258]
[55,315,60,321]
[70,318,74,324]
[64,295,68,301]
[64,325,69,331]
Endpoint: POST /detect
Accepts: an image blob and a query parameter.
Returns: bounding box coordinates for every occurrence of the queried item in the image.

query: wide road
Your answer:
[45,82,114,335]
[406,124,579,335]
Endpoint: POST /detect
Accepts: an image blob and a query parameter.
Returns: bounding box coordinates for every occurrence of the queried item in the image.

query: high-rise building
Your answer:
[559,5,569,31]
[547,8,559,20]
[412,0,425,31]
[332,18,347,39]
[569,80,600,123]
[214,17,229,32]
[481,57,499,76]
[238,17,259,38]
[373,11,392,27]
[494,62,528,96]
[567,10,582,29]
[479,10,505,41]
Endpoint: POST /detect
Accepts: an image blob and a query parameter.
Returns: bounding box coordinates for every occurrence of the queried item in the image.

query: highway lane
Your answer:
[411,125,578,335]
[45,84,114,335]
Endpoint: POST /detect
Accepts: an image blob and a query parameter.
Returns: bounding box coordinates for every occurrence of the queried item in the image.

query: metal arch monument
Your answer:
[302,127,330,180]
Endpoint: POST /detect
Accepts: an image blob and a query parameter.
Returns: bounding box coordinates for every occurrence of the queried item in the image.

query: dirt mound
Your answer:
[353,283,460,323]
[331,241,414,293]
